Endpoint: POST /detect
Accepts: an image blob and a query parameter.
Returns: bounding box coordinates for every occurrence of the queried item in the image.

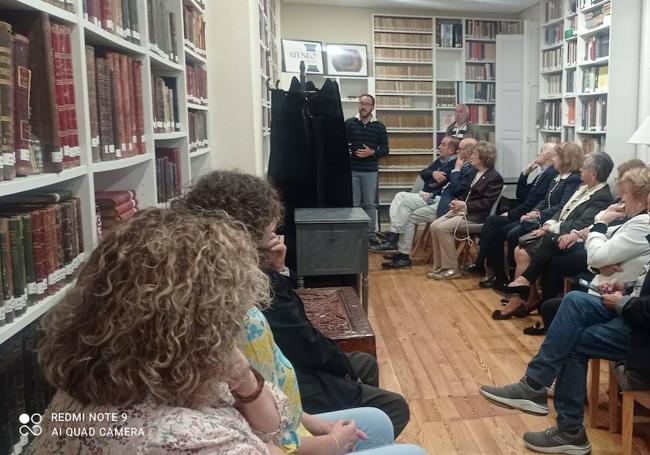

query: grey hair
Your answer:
[584,152,614,183]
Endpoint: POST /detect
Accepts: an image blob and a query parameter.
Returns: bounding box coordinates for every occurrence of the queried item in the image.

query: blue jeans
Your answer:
[316,407,426,454]
[525,291,632,431]
[352,171,378,234]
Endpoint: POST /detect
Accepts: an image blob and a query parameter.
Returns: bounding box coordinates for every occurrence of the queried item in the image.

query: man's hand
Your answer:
[455,157,465,170]
[521,210,540,222]
[450,200,467,213]
[432,171,447,184]
[599,264,624,277]
[602,292,624,311]
[558,232,579,250]
[267,233,287,272]
[355,144,375,158]
[598,279,625,294]
[419,191,432,202]
[530,228,546,238]
[524,160,538,175]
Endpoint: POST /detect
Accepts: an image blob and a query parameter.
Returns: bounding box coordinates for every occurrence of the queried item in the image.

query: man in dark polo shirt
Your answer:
[446,103,483,140]
[345,94,389,244]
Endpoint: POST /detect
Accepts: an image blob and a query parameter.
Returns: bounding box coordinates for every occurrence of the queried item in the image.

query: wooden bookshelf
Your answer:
[0,0,212,346]
[538,0,641,158]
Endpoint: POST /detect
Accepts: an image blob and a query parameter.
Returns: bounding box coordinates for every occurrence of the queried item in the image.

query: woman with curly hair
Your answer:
[28,209,291,454]
[173,170,425,454]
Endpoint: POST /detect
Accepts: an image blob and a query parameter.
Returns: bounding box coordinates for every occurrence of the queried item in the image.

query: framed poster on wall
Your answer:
[282,39,324,74]
[325,44,368,77]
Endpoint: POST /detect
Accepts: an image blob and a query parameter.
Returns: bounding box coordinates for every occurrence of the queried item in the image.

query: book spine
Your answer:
[134,61,144,153]
[0,218,13,324]
[50,24,68,169]
[9,216,26,317]
[61,202,74,282]
[121,0,130,40]
[130,0,140,43]
[30,210,47,301]
[90,0,101,26]
[101,0,114,32]
[86,46,100,162]
[62,27,79,167]
[127,57,137,155]
[108,54,124,158]
[119,55,132,157]
[20,214,36,306]
[0,22,15,181]
[43,208,57,294]
[95,58,114,161]
[54,205,64,292]
[14,35,32,177]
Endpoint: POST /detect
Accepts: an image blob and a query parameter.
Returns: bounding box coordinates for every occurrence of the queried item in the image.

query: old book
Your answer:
[100,207,137,228]
[0,22,15,181]
[155,158,164,203]
[0,218,13,323]
[133,60,144,153]
[129,0,139,42]
[85,46,100,162]
[121,0,130,40]
[101,0,114,32]
[168,12,178,62]
[14,34,32,177]
[95,57,114,161]
[53,205,64,291]
[61,27,79,167]
[73,198,84,265]
[106,54,124,159]
[50,24,69,169]
[118,54,132,156]
[95,190,136,207]
[156,148,180,197]
[126,56,137,155]
[8,216,26,317]
[29,210,46,301]
[20,214,36,306]
[42,207,58,294]
[60,202,74,282]
[99,198,137,216]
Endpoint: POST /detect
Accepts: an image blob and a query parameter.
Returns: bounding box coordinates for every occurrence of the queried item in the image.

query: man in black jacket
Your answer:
[479,229,650,454]
[467,143,558,286]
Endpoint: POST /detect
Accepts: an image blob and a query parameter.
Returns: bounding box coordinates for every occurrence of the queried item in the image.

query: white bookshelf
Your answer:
[0,0,212,346]
[538,0,641,160]
[259,0,279,172]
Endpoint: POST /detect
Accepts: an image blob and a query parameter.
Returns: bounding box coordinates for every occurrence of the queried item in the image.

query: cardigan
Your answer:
[544,183,613,234]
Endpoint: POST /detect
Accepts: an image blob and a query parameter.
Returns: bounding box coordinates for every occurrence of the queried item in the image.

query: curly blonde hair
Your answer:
[619,167,650,204]
[38,208,270,407]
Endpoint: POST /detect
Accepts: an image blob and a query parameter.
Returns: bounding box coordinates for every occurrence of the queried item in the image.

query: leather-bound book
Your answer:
[8,216,26,317]
[133,60,144,153]
[101,0,114,32]
[29,210,47,301]
[61,27,78,167]
[14,34,32,177]
[73,198,84,265]
[50,24,68,169]
[42,207,59,294]
[0,218,14,323]
[119,54,132,156]
[53,204,64,291]
[126,56,137,155]
[20,213,36,306]
[0,22,15,181]
[129,0,139,43]
[95,190,136,207]
[106,54,124,159]
[85,46,100,162]
[95,57,115,161]
[99,198,137,217]
[60,201,74,282]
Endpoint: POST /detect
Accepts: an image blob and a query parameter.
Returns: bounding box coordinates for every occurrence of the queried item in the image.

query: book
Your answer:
[86,46,100,162]
[147,0,179,62]
[156,148,181,202]
[8,216,26,318]
[183,6,206,55]
[95,190,136,207]
[14,34,31,177]
[0,22,15,181]
[186,64,207,105]
[153,77,179,133]
[188,111,208,151]
[0,218,13,324]
[99,198,137,217]
[95,57,115,161]
[20,213,36,306]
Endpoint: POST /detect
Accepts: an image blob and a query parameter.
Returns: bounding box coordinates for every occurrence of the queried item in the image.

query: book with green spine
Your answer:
[0,218,13,324]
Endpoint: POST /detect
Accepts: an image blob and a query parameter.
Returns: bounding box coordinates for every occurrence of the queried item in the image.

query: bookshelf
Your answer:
[372,14,521,227]
[259,0,279,171]
[538,0,641,159]
[0,0,211,347]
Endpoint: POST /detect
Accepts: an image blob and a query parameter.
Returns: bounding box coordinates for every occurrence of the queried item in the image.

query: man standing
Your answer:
[446,103,483,140]
[346,94,389,243]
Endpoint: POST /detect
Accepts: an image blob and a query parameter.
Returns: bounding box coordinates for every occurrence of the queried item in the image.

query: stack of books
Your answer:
[95,190,139,234]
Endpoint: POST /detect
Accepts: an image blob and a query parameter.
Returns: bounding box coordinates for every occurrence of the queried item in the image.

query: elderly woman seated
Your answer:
[493,151,615,319]
[427,141,503,280]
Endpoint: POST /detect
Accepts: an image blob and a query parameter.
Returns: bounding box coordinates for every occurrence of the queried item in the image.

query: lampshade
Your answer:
[628,116,650,144]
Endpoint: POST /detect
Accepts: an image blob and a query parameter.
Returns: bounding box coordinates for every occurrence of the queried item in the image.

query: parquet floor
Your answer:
[367,254,650,454]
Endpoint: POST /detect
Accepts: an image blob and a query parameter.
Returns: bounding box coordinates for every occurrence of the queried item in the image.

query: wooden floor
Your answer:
[367,254,650,454]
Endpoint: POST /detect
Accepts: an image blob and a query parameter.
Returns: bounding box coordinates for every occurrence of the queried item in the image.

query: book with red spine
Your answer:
[133,61,144,153]
[29,209,47,301]
[50,24,69,169]
[99,198,137,217]
[0,22,15,181]
[101,0,114,32]
[14,34,32,176]
[126,56,137,155]
[95,190,136,207]
[86,46,100,162]
[119,54,132,157]
[61,26,79,166]
[106,53,124,159]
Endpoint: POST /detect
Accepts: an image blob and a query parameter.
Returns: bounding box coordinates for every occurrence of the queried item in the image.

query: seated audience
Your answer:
[527,166,650,334]
[480,240,650,453]
[493,151,614,319]
[428,141,503,280]
[446,103,483,140]
[481,142,583,289]
[373,135,459,256]
[29,209,291,454]
[173,171,412,438]
[467,142,558,281]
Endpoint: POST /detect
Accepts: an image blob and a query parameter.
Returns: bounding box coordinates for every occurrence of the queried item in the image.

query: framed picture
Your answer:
[325,44,368,77]
[282,39,324,74]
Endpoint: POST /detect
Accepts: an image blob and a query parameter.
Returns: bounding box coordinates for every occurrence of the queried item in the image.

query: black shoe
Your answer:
[382,255,412,269]
[466,263,484,275]
[523,426,591,454]
[383,253,399,260]
[479,276,505,289]
[369,234,382,246]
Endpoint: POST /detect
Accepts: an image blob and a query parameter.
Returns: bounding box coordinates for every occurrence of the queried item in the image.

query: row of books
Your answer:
[46,0,75,11]
[380,114,433,130]
[436,23,462,48]
[544,0,563,22]
[541,100,562,129]
[465,82,495,103]
[467,104,494,124]
[566,69,576,93]
[95,190,138,234]
[153,77,180,134]
[376,80,432,94]
[465,62,494,80]
[0,191,85,325]
[544,24,563,46]
[584,3,610,31]
[581,136,604,154]
[436,87,456,107]
[374,32,432,48]
[186,65,207,105]
[83,0,141,44]
[86,46,145,162]
[0,321,55,455]
[582,66,608,92]
[155,149,181,203]
[542,47,563,69]
[565,18,577,39]
[585,34,609,61]
[581,97,607,131]
[465,42,495,61]
[376,95,422,109]
[374,17,432,33]
[375,64,432,79]
[188,111,208,152]
[183,7,206,55]
[465,20,521,39]
[147,0,179,63]
[567,40,577,65]
[545,74,561,95]
[375,48,432,62]
[387,134,433,151]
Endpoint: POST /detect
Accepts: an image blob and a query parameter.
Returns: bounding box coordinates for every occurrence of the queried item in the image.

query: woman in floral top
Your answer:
[28,209,291,454]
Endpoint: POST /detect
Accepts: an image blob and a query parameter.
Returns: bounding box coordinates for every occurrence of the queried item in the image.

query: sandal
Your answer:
[523,322,547,336]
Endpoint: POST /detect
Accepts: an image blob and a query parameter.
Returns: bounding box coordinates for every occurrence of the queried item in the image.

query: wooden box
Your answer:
[297,286,376,357]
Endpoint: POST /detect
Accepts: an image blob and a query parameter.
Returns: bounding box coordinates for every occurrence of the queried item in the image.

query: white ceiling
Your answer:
[283,0,539,15]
